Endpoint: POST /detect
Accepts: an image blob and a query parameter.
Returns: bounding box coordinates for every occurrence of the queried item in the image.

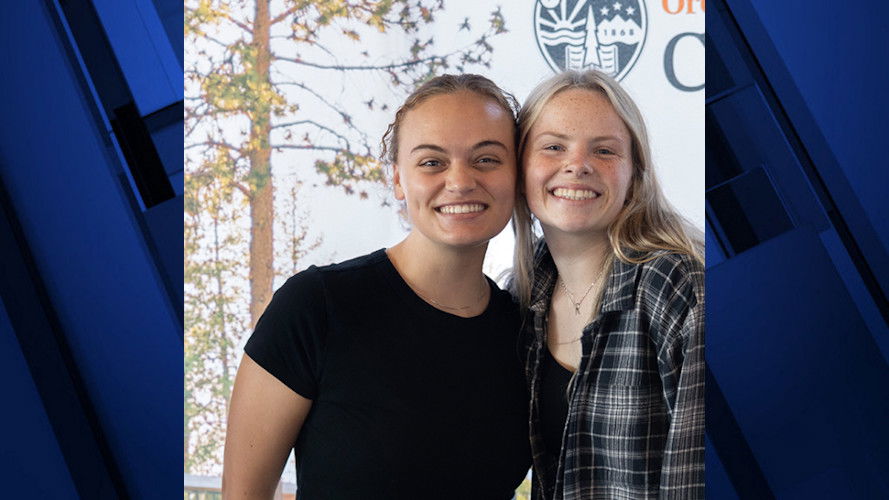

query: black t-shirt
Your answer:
[245,249,531,499]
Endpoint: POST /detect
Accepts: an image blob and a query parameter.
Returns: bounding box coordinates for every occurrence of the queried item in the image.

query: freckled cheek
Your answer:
[522,172,545,199]
[602,165,631,188]
[615,175,632,203]
[521,158,549,193]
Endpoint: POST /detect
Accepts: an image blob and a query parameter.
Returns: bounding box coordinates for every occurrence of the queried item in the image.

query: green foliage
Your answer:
[185,0,231,37]
[184,151,249,474]
[314,151,385,188]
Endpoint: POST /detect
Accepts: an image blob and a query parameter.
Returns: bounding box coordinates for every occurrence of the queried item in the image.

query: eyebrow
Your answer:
[534,132,625,143]
[473,140,508,151]
[409,140,508,154]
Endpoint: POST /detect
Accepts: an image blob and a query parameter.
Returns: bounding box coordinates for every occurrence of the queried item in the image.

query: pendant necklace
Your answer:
[558,264,607,315]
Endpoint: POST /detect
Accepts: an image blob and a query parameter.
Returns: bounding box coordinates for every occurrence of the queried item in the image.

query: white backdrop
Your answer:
[281,0,704,284]
[274,0,703,282]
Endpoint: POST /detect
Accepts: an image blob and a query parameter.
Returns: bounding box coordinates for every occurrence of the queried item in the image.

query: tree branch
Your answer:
[273,80,369,142]
[230,180,251,199]
[219,12,251,33]
[274,54,445,71]
[271,144,345,153]
[201,33,235,49]
[272,120,352,148]
[185,140,243,153]
[270,5,301,26]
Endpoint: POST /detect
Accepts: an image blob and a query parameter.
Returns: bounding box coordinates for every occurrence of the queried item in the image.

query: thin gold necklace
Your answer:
[557,264,607,315]
[403,275,488,311]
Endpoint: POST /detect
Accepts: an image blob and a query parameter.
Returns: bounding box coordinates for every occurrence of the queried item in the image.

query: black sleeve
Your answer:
[244,267,327,400]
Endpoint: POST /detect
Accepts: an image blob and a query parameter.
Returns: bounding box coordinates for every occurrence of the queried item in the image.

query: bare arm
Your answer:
[222,354,312,499]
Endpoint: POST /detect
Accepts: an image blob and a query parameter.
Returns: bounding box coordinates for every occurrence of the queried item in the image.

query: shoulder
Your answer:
[633,251,703,313]
[627,252,704,346]
[638,251,702,293]
[271,265,323,304]
[286,249,387,293]
[256,266,327,334]
[269,249,387,314]
[317,249,388,274]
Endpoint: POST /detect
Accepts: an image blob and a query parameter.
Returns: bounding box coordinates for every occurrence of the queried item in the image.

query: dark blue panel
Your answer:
[145,195,185,308]
[708,229,889,498]
[0,300,79,499]
[705,436,740,500]
[707,4,889,496]
[148,103,186,180]
[707,166,793,254]
[0,173,123,497]
[725,0,889,311]
[51,0,177,209]
[739,0,889,251]
[149,0,183,67]
[0,1,181,497]
[705,218,727,267]
[91,0,182,115]
[708,86,829,233]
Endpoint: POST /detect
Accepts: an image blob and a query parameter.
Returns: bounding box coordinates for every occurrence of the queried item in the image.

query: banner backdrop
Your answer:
[258,0,702,278]
[184,0,703,486]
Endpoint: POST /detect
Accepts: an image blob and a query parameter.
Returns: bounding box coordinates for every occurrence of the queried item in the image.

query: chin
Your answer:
[546,220,609,237]
[436,233,496,249]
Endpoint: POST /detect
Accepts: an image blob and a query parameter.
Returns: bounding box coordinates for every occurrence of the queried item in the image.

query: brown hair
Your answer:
[379,74,520,167]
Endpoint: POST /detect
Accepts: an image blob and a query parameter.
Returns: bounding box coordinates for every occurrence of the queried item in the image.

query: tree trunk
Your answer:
[249,0,274,327]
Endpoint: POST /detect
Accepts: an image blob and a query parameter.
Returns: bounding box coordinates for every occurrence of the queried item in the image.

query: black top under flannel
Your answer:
[523,243,705,499]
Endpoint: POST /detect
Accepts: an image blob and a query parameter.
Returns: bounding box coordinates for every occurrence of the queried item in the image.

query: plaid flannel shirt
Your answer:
[523,243,705,499]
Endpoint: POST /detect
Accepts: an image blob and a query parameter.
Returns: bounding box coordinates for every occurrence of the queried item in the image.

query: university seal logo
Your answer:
[534,0,647,80]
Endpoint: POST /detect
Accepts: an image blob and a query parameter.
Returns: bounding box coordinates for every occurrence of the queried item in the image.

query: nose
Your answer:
[563,150,592,177]
[445,164,477,193]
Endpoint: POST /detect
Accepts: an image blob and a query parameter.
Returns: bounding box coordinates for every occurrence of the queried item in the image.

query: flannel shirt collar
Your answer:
[529,240,641,315]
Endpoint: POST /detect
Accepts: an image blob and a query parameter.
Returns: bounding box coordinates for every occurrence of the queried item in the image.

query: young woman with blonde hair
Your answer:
[223,74,530,499]
[512,70,704,499]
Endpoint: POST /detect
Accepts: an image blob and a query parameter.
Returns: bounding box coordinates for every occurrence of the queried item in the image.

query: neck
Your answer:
[543,229,612,291]
[386,233,489,314]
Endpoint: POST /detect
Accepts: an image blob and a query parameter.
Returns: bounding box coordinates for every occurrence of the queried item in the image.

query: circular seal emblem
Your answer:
[534,0,647,81]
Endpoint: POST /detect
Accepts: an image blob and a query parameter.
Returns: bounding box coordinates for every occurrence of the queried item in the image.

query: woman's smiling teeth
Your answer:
[437,203,486,214]
[551,188,599,201]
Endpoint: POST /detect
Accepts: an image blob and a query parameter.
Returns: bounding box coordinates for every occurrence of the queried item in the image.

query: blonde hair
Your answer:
[512,70,703,309]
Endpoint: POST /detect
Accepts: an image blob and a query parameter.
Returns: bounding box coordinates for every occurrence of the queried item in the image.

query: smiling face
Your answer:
[393,90,517,250]
[522,88,633,240]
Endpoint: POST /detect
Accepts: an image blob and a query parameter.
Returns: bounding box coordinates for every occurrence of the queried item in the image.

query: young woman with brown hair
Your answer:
[223,74,531,499]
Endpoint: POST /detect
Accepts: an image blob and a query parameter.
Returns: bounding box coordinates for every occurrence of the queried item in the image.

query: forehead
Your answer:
[412,90,508,117]
[399,91,514,146]
[532,88,629,138]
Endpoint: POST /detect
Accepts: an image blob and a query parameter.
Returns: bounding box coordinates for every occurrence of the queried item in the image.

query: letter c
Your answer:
[664,32,704,92]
